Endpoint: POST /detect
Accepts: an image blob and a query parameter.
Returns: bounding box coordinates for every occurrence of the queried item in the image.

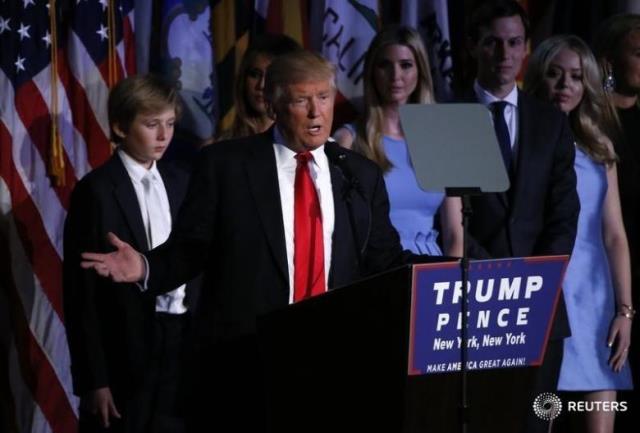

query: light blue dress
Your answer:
[341,125,445,255]
[383,135,445,255]
[558,148,633,391]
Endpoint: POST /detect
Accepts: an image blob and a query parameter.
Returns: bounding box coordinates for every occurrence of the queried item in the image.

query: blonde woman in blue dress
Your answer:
[524,35,634,433]
[334,26,463,257]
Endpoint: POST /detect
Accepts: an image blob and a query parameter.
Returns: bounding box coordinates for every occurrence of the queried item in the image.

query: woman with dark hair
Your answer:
[594,17,640,398]
[218,34,300,140]
[524,35,633,433]
[334,26,462,256]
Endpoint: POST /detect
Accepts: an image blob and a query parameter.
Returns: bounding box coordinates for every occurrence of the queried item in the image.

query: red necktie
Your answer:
[293,151,326,301]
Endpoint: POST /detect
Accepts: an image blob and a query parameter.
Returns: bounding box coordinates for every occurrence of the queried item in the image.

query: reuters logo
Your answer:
[533,392,563,421]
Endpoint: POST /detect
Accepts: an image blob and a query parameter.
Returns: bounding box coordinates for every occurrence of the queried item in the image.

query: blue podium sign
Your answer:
[408,256,569,375]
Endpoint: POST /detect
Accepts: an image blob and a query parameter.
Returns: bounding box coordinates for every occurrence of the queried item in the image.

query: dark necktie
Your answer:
[293,152,325,301]
[490,101,512,174]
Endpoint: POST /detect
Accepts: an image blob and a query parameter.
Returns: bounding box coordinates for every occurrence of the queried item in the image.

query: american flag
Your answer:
[0,1,135,432]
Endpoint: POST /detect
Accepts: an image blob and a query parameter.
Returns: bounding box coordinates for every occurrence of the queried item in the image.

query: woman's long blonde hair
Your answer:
[523,35,617,165]
[352,26,435,172]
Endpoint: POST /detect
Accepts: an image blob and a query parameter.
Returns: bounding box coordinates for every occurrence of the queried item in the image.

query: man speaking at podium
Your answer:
[80,50,416,432]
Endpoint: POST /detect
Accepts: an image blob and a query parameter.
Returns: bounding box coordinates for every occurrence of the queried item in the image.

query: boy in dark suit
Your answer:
[63,75,198,433]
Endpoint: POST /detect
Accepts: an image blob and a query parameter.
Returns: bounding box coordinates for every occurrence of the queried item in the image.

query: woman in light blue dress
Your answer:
[525,35,633,432]
[334,26,462,256]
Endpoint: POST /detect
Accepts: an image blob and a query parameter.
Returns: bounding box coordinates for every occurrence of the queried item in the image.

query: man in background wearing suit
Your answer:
[64,75,199,433]
[464,1,579,432]
[80,50,417,432]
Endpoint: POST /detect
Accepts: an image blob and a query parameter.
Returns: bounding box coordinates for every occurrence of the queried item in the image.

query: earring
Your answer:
[604,65,616,93]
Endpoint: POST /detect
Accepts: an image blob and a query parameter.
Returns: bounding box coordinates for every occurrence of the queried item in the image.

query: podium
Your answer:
[258,258,568,433]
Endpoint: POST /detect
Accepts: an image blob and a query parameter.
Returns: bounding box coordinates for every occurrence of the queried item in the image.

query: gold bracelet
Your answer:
[618,311,635,320]
[618,304,636,318]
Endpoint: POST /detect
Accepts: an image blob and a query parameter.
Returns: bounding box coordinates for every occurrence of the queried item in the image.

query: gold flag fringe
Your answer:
[48,0,65,186]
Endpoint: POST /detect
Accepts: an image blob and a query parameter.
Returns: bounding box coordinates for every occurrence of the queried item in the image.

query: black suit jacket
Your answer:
[63,154,199,398]
[465,90,580,338]
[145,129,412,345]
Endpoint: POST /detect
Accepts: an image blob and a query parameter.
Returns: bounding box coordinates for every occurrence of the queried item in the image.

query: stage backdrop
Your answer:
[1,1,636,433]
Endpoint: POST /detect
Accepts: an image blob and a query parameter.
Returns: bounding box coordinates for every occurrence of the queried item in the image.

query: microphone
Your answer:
[325,143,370,273]
[324,144,362,198]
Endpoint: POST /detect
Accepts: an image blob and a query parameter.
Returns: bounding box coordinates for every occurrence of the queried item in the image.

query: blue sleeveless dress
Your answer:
[339,124,445,255]
[558,148,633,391]
[383,135,445,255]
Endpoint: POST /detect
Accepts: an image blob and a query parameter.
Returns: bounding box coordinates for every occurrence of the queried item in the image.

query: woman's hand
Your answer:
[607,315,632,372]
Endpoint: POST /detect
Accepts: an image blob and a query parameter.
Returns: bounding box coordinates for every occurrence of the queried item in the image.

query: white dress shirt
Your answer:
[118,149,187,314]
[474,81,520,161]
[272,128,335,304]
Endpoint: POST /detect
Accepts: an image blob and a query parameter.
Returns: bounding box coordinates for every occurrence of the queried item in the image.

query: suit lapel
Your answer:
[327,148,349,286]
[245,130,289,285]
[157,162,181,221]
[512,91,532,211]
[109,154,149,251]
[497,177,511,209]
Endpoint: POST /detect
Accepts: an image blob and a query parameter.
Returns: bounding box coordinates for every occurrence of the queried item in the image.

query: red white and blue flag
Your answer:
[0,1,135,432]
[400,0,453,101]
[310,0,379,126]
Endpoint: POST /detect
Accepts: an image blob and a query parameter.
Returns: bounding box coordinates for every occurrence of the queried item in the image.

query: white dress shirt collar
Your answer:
[473,80,519,108]
[473,80,520,153]
[272,126,330,172]
[117,148,161,182]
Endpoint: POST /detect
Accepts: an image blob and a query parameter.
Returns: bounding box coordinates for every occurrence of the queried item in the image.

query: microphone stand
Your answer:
[328,149,367,274]
[343,172,364,272]
[446,187,481,433]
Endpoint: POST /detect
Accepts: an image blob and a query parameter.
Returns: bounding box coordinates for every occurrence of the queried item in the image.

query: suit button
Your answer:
[510,217,516,224]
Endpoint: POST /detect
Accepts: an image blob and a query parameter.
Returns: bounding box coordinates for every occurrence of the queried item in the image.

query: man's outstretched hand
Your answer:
[81,232,145,283]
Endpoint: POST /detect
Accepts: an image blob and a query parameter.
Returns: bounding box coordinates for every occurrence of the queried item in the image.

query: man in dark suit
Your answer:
[81,50,416,432]
[64,75,199,433]
[463,1,579,432]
